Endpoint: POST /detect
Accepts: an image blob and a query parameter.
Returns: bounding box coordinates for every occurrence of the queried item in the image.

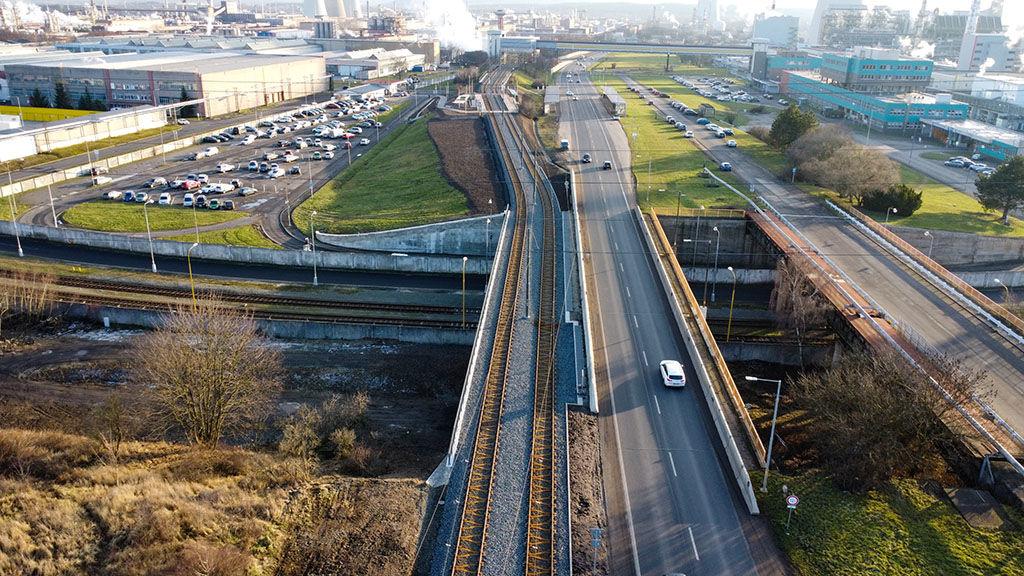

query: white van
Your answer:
[204,146,219,156]
[91,176,113,186]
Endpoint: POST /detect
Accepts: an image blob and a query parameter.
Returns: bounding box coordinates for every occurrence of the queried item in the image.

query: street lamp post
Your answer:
[994,278,1011,304]
[192,200,201,244]
[46,184,58,227]
[710,226,721,303]
[726,266,737,342]
[142,200,157,273]
[485,218,492,255]
[923,230,935,259]
[745,375,783,492]
[885,206,898,224]
[691,205,705,266]
[187,242,199,310]
[6,192,23,258]
[461,256,468,328]
[310,210,319,286]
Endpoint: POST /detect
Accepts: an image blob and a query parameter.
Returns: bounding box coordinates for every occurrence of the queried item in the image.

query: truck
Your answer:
[560,139,570,151]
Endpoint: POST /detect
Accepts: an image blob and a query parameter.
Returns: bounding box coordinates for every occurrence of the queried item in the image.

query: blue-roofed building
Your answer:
[781,70,968,133]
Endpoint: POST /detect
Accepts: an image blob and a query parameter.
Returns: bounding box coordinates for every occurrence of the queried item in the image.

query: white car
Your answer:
[267,167,285,178]
[135,192,149,203]
[726,139,737,148]
[216,163,235,173]
[323,151,335,159]
[684,131,694,138]
[359,138,371,146]
[183,193,195,207]
[158,192,173,205]
[247,160,259,171]
[176,119,190,125]
[659,360,686,388]
[104,190,123,200]
[197,174,210,184]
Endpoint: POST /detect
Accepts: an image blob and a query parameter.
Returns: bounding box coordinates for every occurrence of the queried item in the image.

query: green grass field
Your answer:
[0,125,181,173]
[165,224,280,248]
[293,116,468,234]
[754,470,1024,576]
[377,100,410,124]
[63,201,245,233]
[921,151,951,161]
[598,73,773,212]
[0,193,32,221]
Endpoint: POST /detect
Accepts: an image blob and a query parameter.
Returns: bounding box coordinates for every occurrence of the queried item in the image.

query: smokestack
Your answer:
[496,9,504,32]
[957,0,982,70]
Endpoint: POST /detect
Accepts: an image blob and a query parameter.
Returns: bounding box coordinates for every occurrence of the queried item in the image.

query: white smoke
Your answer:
[0,0,88,29]
[910,40,934,59]
[663,11,680,28]
[420,0,482,51]
[978,57,996,76]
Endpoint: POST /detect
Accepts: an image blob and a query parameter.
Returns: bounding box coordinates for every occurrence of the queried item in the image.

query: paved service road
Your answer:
[564,62,758,576]
[629,76,1024,444]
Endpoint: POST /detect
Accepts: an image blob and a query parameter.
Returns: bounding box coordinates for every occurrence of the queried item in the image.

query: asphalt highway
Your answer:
[565,62,759,576]
[0,235,485,291]
[629,76,1024,445]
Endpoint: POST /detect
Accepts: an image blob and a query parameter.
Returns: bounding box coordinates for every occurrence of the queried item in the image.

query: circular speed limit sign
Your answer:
[786,495,800,509]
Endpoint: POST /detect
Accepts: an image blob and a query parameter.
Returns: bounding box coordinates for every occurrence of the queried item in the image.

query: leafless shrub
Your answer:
[134,299,282,447]
[0,270,57,337]
[786,125,853,166]
[795,351,986,491]
[800,145,900,203]
[330,428,356,461]
[746,125,771,143]
[90,395,139,465]
[174,541,252,576]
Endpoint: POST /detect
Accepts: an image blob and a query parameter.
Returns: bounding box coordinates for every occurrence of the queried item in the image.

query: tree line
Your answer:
[27,81,107,112]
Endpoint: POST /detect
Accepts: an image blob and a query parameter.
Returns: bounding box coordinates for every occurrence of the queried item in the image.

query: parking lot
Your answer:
[17,95,411,247]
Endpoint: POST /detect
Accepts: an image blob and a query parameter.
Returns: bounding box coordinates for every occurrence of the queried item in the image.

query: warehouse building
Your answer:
[5,52,328,118]
[325,48,425,80]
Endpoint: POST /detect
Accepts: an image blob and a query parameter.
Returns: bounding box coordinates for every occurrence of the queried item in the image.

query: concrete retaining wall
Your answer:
[316,212,505,257]
[893,226,1024,268]
[718,341,835,367]
[661,215,779,269]
[683,267,774,285]
[957,269,1024,289]
[70,303,473,344]
[0,220,492,275]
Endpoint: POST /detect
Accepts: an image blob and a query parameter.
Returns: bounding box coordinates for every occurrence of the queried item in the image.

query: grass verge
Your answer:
[293,116,468,234]
[0,193,33,221]
[63,201,245,233]
[753,470,1024,576]
[377,100,411,124]
[921,151,950,161]
[0,125,182,173]
[165,224,280,249]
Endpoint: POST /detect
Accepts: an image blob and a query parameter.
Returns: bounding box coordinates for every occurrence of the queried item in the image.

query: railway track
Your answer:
[450,67,560,575]
[0,270,477,329]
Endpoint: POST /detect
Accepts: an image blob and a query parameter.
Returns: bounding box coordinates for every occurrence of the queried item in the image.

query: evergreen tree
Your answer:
[28,88,49,108]
[976,156,1024,225]
[769,104,818,149]
[179,86,196,118]
[53,82,72,109]
[77,85,94,111]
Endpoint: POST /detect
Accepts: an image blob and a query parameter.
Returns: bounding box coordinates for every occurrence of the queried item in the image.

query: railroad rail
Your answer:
[450,66,560,575]
[0,270,477,329]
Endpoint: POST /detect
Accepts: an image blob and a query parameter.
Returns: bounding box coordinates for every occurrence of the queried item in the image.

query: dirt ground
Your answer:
[0,321,469,478]
[427,115,505,215]
[568,407,609,576]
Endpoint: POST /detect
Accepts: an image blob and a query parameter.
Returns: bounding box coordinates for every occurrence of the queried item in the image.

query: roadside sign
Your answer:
[786,495,800,509]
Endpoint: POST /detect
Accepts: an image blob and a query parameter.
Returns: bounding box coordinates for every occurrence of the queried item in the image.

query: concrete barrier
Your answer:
[316,212,504,257]
[0,220,492,275]
[634,206,760,514]
[893,226,1024,268]
[571,170,599,414]
[959,270,1024,289]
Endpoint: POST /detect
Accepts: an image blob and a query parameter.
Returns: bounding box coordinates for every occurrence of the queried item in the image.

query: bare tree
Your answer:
[801,145,899,204]
[796,351,987,492]
[770,257,830,367]
[786,125,853,166]
[134,299,282,447]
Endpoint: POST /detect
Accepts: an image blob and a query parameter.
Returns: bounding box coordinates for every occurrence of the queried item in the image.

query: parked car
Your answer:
[197,174,209,184]
[268,168,285,178]
[180,179,200,191]
[104,190,123,200]
[122,190,136,202]
[323,151,335,159]
[183,193,195,207]
[248,160,260,171]
[195,195,207,208]
[176,119,190,125]
[222,200,235,211]
[146,177,167,188]
[684,131,694,138]
[359,138,371,146]
[135,192,149,203]
[726,139,737,147]
[208,199,220,210]
[237,187,257,197]
[216,163,235,173]
[696,117,710,125]
[288,166,301,175]
[944,159,966,167]
[313,151,323,160]
[158,192,172,205]
[581,153,592,163]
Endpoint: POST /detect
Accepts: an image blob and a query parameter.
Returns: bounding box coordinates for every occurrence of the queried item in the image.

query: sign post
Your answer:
[785,494,800,534]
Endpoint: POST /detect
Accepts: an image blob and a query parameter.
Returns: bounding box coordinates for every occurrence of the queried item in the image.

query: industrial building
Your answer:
[920,118,1024,160]
[5,52,328,118]
[752,14,798,49]
[310,37,440,65]
[819,48,933,95]
[0,47,106,103]
[325,48,425,80]
[781,69,968,132]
